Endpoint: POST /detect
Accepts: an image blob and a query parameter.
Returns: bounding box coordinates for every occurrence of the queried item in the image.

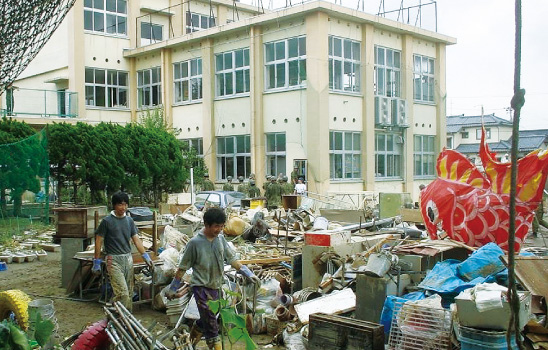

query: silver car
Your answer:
[194,191,246,210]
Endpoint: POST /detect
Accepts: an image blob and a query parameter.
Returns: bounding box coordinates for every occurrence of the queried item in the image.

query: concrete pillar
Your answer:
[161,48,173,128]
[170,0,184,38]
[436,43,447,154]
[250,26,265,189]
[305,12,330,195]
[401,35,414,193]
[201,38,216,179]
[68,1,85,120]
[129,58,137,122]
[362,24,376,190]
[128,0,140,48]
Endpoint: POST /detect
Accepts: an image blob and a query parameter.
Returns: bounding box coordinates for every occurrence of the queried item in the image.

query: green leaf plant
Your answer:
[207,289,257,350]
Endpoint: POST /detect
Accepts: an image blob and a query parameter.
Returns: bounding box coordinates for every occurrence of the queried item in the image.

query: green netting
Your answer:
[0,128,49,225]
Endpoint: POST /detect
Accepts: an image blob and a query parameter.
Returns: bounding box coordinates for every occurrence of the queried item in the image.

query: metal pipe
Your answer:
[104,308,142,350]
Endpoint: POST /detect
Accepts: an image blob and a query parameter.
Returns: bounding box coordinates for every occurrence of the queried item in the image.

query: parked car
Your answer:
[194,191,246,210]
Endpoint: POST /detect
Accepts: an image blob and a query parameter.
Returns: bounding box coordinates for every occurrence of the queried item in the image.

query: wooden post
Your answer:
[152,211,158,254]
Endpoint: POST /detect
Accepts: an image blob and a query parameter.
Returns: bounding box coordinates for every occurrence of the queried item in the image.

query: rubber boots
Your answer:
[208,341,222,350]
[189,324,203,346]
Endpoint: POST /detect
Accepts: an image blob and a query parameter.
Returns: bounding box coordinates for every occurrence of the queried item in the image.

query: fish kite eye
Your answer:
[426,200,438,223]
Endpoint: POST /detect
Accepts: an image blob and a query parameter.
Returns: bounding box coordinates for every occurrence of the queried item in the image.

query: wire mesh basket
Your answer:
[388,300,452,350]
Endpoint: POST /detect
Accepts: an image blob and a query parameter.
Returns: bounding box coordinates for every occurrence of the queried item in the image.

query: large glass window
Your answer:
[414,135,435,177]
[266,133,286,177]
[265,36,306,90]
[329,131,361,179]
[85,68,128,108]
[215,48,250,97]
[476,128,491,140]
[137,67,162,108]
[374,46,401,97]
[186,11,215,33]
[375,132,403,178]
[328,36,360,92]
[413,55,434,102]
[84,0,127,35]
[217,135,251,180]
[174,58,202,103]
[141,22,163,46]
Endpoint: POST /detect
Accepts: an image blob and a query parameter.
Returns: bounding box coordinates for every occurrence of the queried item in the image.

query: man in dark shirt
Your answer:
[93,192,153,311]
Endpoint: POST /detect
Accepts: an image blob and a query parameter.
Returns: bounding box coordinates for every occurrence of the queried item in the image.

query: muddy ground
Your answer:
[0,251,279,349]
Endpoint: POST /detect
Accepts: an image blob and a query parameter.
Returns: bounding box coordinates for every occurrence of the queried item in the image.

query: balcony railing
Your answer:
[1,87,78,119]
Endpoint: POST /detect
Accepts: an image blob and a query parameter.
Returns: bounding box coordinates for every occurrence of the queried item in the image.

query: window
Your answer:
[215,48,250,97]
[84,0,127,35]
[329,131,361,179]
[447,136,453,149]
[328,36,360,92]
[476,128,491,140]
[174,58,202,103]
[461,131,469,139]
[85,68,128,108]
[217,135,251,180]
[266,133,286,176]
[186,11,215,33]
[265,36,306,90]
[375,132,403,178]
[413,55,434,102]
[137,67,162,108]
[141,22,163,45]
[414,135,435,177]
[182,138,203,156]
[374,46,401,97]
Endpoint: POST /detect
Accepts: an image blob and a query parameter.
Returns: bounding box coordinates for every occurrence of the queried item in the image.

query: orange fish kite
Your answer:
[420,128,548,252]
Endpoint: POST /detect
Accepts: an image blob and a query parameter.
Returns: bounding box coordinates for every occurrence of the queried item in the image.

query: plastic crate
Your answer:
[459,326,518,350]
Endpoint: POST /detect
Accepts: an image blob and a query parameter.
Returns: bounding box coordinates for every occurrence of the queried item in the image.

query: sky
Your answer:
[260,0,548,130]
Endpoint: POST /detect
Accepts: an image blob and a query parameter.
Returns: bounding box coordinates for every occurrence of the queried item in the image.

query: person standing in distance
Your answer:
[166,208,260,350]
[93,192,153,311]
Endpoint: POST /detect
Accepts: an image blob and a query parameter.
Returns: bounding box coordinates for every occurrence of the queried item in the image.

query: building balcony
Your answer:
[1,87,78,119]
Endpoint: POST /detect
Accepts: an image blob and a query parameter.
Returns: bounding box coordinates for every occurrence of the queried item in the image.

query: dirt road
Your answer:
[0,251,277,349]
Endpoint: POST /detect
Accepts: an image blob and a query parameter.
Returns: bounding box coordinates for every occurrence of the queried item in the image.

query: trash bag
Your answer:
[456,243,506,281]
[224,216,250,236]
[282,329,307,350]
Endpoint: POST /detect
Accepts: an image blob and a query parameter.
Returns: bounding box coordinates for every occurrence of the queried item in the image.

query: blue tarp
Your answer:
[456,243,506,281]
[380,291,426,338]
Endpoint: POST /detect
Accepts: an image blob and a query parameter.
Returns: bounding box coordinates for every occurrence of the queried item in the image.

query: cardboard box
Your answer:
[455,289,531,330]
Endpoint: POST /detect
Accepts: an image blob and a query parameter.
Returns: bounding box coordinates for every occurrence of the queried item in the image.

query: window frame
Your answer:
[328,36,361,93]
[413,54,435,102]
[173,58,203,104]
[264,36,307,90]
[185,11,215,33]
[329,131,361,180]
[461,131,469,139]
[216,135,251,180]
[84,0,127,36]
[265,132,287,177]
[85,67,129,108]
[137,67,162,109]
[140,22,163,46]
[215,48,250,97]
[374,46,401,98]
[413,135,436,178]
[476,128,491,140]
[182,138,204,156]
[375,132,403,179]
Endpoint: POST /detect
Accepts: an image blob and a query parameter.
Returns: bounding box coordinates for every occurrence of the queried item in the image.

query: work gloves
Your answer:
[166,277,183,300]
[239,265,261,286]
[142,252,153,271]
[92,258,102,275]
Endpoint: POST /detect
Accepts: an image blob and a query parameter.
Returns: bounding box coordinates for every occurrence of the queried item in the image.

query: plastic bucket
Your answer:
[0,262,6,271]
[363,253,392,277]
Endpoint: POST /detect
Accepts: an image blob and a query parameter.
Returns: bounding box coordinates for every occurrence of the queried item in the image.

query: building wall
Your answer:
[11,0,455,200]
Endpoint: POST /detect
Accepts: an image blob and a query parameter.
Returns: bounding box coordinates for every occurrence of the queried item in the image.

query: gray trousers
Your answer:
[106,253,133,311]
